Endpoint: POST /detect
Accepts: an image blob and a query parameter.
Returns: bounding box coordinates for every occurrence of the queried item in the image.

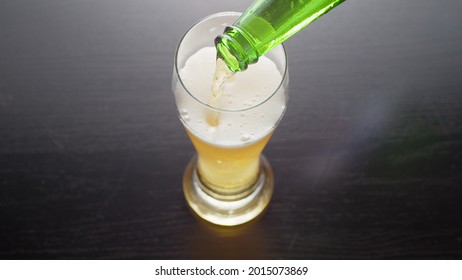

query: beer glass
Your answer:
[172,12,288,226]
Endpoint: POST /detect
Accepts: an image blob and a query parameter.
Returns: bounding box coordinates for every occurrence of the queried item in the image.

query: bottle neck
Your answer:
[214,26,259,72]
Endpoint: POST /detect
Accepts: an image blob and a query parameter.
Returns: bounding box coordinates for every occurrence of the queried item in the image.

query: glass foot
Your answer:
[183,155,274,226]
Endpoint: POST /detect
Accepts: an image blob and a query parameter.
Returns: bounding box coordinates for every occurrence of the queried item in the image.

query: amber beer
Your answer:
[186,129,273,195]
[176,45,285,191]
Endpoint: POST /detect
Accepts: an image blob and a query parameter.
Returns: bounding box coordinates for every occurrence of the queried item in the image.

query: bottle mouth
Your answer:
[214,32,249,72]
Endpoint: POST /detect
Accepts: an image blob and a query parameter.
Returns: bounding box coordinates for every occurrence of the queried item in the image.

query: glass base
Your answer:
[183,155,274,226]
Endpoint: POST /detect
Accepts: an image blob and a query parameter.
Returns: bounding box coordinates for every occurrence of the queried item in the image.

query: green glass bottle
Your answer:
[215,0,345,72]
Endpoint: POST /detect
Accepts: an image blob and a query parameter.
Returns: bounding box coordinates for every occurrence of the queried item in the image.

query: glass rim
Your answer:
[174,11,288,113]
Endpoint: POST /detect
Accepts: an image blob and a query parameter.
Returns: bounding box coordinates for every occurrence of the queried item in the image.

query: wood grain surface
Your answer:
[1,0,461,259]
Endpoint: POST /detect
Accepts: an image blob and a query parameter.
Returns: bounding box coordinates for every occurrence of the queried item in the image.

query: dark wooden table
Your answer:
[1,0,461,259]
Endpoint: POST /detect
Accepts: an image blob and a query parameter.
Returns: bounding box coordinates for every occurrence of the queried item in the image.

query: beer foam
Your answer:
[175,47,286,147]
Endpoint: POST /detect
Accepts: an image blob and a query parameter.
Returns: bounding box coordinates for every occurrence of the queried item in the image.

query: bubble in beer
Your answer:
[241,134,252,142]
